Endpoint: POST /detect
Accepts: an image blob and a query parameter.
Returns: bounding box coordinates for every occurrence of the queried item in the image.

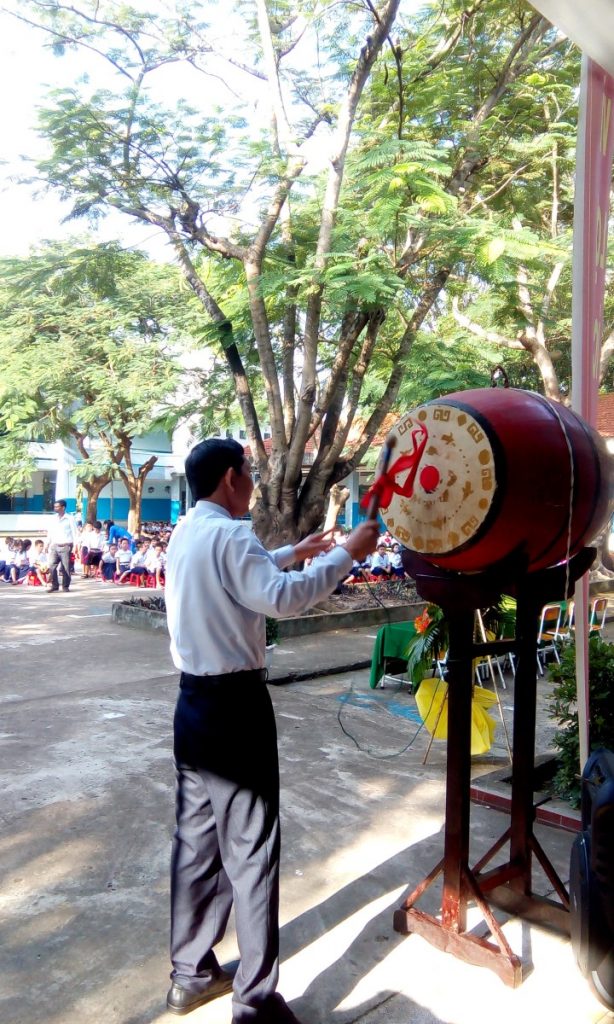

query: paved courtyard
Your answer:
[0,579,611,1024]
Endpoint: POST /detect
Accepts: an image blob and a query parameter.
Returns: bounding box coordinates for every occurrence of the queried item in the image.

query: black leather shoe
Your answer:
[166,972,234,1015]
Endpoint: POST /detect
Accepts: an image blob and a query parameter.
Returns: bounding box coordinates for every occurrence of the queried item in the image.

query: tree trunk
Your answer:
[247,465,330,547]
[117,444,157,536]
[125,477,143,536]
[82,474,112,524]
[590,526,614,581]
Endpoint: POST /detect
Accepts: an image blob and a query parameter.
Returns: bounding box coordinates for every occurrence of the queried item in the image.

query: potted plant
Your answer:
[548,637,614,806]
[405,599,516,687]
[405,604,448,686]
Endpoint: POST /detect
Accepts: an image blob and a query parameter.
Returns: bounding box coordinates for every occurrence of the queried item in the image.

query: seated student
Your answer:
[144,541,166,588]
[117,539,150,584]
[0,536,15,577]
[83,521,104,578]
[389,542,407,579]
[114,537,133,581]
[29,539,50,585]
[343,558,370,583]
[6,539,30,584]
[100,543,118,581]
[369,542,392,578]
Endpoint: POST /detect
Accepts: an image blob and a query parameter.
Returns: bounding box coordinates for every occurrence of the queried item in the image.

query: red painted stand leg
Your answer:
[392,552,590,985]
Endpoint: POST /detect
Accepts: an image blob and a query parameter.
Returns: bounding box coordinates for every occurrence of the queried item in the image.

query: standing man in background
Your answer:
[164,438,379,1023]
[46,499,77,593]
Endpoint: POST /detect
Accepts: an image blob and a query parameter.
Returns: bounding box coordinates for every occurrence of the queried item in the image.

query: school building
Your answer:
[0,426,372,535]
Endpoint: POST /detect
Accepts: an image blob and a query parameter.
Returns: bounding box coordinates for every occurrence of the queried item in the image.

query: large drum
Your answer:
[380,388,614,574]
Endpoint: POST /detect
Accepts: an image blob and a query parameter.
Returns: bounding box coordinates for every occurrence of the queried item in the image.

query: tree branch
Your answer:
[344,268,451,473]
[452,296,525,349]
[600,329,614,384]
[287,0,401,486]
[168,236,267,469]
[309,306,370,436]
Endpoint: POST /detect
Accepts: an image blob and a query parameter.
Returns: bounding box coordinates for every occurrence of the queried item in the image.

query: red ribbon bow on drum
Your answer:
[360,423,430,513]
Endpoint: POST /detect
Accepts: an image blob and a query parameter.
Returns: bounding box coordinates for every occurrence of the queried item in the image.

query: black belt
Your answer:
[180,668,267,691]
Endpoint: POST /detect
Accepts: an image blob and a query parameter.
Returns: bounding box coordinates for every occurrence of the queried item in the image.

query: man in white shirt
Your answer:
[46,499,77,592]
[165,438,379,1022]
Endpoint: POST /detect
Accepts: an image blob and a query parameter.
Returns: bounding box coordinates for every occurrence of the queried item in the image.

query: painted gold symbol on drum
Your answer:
[382,404,497,555]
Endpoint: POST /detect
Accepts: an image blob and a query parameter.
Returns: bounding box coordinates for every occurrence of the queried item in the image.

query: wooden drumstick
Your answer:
[366,435,397,520]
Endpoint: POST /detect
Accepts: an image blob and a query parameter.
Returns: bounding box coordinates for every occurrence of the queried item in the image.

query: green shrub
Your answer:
[548,638,614,806]
[265,616,279,646]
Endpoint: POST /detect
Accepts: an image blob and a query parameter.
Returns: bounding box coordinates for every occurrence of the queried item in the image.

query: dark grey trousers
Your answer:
[171,670,280,1021]
[48,543,72,589]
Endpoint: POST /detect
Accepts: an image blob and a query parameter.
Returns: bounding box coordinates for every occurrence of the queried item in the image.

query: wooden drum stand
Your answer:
[393,547,596,986]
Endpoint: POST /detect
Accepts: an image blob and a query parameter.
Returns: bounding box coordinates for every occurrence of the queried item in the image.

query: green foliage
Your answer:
[0,435,37,494]
[3,0,597,539]
[265,616,279,646]
[548,639,614,807]
[405,605,448,686]
[0,239,194,499]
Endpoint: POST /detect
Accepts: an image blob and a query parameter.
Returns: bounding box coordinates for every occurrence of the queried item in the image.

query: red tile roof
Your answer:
[597,393,614,438]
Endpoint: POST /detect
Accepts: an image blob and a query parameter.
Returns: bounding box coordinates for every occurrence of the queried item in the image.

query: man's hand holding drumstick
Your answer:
[292,436,396,564]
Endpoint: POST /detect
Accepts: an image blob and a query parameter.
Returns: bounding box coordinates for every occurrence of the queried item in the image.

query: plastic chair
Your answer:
[129,571,148,587]
[474,610,507,689]
[589,597,608,637]
[557,600,574,641]
[537,602,563,674]
[558,598,606,641]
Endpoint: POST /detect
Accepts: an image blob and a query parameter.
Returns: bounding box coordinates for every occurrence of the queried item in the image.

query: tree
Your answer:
[0,241,191,531]
[11,0,592,543]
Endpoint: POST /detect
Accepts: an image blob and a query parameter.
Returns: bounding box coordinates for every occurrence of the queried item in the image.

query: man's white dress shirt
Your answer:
[47,513,77,546]
[165,501,352,676]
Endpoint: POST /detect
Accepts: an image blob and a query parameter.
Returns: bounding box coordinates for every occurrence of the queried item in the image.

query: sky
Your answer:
[0,2,342,263]
[0,2,283,261]
[0,9,176,259]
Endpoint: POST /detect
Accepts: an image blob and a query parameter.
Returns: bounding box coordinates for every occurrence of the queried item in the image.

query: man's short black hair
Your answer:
[54,499,67,509]
[186,438,246,500]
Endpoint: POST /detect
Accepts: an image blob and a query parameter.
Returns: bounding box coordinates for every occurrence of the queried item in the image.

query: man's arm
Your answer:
[273,525,375,570]
[220,521,379,618]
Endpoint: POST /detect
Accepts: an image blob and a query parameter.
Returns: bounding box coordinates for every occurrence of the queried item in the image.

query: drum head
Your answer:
[382,403,498,556]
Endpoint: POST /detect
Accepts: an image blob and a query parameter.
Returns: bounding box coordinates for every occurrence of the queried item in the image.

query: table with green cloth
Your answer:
[369,619,417,688]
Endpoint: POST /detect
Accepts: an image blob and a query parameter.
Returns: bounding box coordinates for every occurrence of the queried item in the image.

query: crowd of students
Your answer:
[0,519,172,588]
[0,520,409,590]
[305,528,409,583]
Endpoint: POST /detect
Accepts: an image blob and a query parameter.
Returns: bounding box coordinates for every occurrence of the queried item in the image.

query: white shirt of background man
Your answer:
[47,511,78,546]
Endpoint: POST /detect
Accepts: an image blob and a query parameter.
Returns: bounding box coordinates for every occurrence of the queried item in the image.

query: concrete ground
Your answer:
[1,578,612,1024]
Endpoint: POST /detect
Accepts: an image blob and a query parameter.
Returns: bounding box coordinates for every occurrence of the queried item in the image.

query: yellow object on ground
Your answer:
[415,678,497,755]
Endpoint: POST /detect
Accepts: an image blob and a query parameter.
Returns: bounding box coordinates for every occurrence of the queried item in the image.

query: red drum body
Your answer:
[381,388,614,574]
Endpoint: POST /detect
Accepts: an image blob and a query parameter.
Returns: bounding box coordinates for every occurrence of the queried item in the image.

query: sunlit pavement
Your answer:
[0,581,611,1024]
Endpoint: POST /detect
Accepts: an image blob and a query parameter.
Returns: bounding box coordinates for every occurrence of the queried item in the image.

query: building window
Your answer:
[239,429,246,439]
[42,472,57,511]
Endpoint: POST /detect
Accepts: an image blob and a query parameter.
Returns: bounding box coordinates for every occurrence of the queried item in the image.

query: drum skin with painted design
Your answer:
[381,388,614,574]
